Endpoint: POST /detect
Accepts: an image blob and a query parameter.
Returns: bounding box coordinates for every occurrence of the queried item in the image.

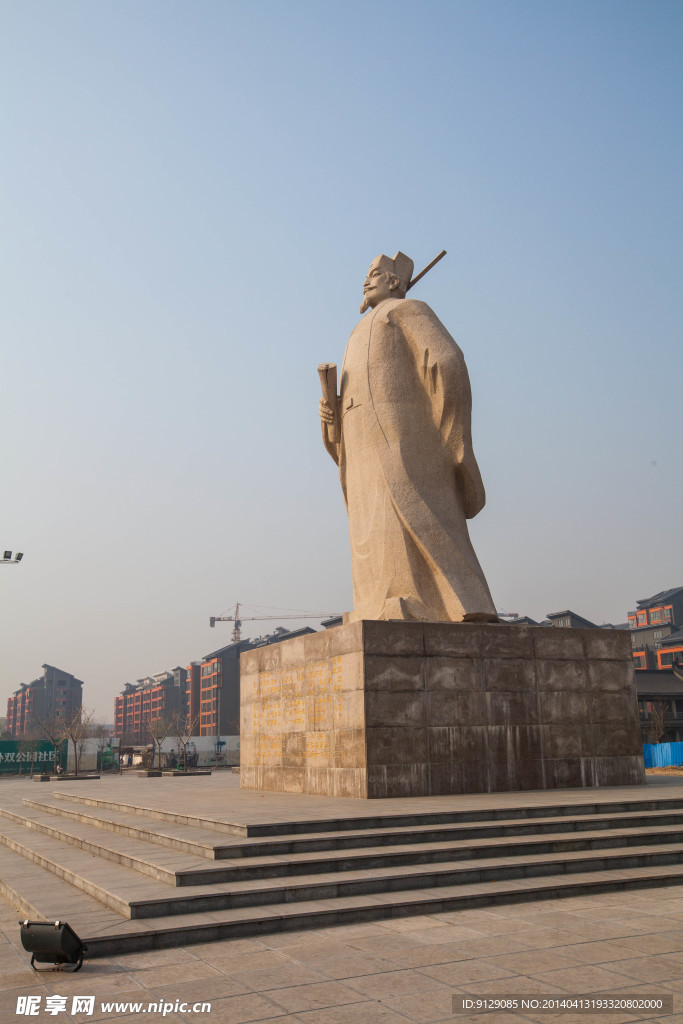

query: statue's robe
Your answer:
[323,297,496,623]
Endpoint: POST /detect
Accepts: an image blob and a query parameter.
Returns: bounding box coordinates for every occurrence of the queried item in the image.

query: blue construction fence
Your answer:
[642,742,683,768]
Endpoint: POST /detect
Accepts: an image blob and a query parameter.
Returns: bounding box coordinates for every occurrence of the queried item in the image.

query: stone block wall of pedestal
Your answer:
[239,621,645,798]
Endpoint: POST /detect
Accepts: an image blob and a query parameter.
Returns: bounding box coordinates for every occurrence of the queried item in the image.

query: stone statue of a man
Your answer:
[319,251,497,624]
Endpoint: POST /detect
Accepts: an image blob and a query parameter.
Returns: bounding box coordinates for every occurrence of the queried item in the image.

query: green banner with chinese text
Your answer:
[0,740,67,773]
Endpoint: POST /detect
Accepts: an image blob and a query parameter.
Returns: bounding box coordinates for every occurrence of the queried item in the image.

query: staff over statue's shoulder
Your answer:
[318,250,498,624]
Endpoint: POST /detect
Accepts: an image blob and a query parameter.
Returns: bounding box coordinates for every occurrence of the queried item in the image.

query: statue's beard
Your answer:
[360,294,371,314]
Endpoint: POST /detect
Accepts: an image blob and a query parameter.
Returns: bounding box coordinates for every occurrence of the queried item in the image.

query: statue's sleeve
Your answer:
[321,416,341,466]
[388,301,486,519]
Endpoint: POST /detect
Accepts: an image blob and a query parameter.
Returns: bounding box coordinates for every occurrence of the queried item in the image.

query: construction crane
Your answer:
[209,603,342,643]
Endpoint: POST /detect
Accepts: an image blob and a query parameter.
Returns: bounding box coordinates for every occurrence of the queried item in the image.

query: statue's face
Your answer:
[362,259,398,309]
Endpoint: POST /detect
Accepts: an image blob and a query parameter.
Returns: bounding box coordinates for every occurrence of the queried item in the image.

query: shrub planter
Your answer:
[33,774,100,782]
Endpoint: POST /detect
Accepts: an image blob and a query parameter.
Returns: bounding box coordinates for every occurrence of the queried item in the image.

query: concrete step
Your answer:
[0,842,154,947]
[10,802,683,888]
[4,813,683,920]
[4,778,683,960]
[51,789,683,836]
[0,805,205,885]
[4,833,683,961]
[40,791,683,859]
[22,797,225,859]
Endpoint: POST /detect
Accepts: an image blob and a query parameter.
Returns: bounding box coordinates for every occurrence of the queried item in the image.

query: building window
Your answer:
[651,610,662,623]
[660,653,674,666]
[637,613,647,627]
[663,609,672,622]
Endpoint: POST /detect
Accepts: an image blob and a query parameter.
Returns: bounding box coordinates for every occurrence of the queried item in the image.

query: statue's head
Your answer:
[360,251,414,314]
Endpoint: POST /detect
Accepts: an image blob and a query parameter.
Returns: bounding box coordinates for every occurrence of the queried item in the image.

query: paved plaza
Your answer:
[0,774,682,1022]
[1,883,683,1023]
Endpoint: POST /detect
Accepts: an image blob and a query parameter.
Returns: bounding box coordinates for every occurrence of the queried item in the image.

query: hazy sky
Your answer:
[2,1,681,720]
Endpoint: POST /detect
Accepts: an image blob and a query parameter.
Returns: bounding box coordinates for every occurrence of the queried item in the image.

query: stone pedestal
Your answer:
[239,621,645,798]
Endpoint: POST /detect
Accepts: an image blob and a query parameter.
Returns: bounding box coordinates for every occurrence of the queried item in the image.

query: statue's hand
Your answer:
[319,399,335,425]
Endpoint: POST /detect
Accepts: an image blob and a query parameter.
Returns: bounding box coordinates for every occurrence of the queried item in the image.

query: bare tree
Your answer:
[174,715,199,772]
[643,700,669,744]
[145,716,175,771]
[61,708,95,776]
[31,714,66,773]
[17,725,42,776]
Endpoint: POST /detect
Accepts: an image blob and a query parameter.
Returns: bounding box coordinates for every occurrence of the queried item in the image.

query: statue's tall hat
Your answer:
[375,251,414,288]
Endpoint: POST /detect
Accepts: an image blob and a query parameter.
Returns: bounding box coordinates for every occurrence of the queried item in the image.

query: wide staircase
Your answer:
[2,787,683,957]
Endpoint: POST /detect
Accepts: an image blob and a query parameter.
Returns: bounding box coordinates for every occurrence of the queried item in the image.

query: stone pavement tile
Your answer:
[433,915,538,938]
[656,976,683,993]
[459,975,565,996]
[529,963,646,992]
[144,975,252,1001]
[344,967,446,999]
[600,954,683,982]
[295,1003,413,1024]
[188,938,272,959]
[535,919,655,941]
[541,940,642,965]
[444,1016,536,1024]
[111,947,203,968]
[611,931,683,954]
[379,988,469,1023]
[255,931,315,949]
[376,943,474,969]
[230,964,329,992]
[180,1004,290,1024]
[377,916,453,933]
[208,951,294,975]
[310,923,388,940]
[0,967,51,992]
[424,936,534,960]
[184,1019,294,1024]
[528,913,643,937]
[387,921,489,942]
[345,934,428,955]
[655,899,683,912]
[418,959,517,986]
[565,910,678,933]
[90,1015,187,1024]
[501,927,596,949]
[657,913,683,926]
[275,940,357,963]
[128,959,226,988]
[480,949,583,974]
[0,945,25,963]
[264,981,367,1014]
[395,924,494,944]
[43,971,146,995]
[312,953,403,980]
[0,983,49,1016]
[659,950,683,964]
